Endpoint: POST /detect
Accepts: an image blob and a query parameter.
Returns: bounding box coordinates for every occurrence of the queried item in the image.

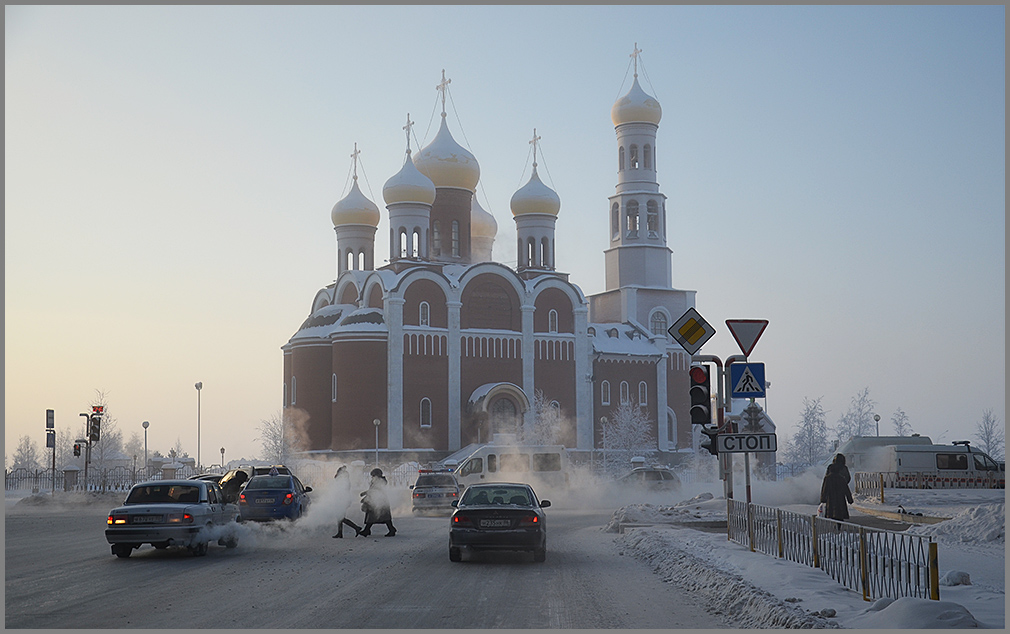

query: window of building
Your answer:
[620,381,629,404]
[650,311,668,337]
[291,376,297,405]
[619,146,625,171]
[638,382,648,407]
[432,221,441,256]
[412,229,421,258]
[629,144,639,169]
[331,374,337,403]
[626,200,639,236]
[601,380,610,406]
[399,229,409,258]
[548,309,558,333]
[541,237,551,269]
[451,220,460,257]
[283,383,288,408]
[644,144,652,169]
[611,203,620,240]
[647,200,659,235]
[419,301,430,327]
[420,398,432,428]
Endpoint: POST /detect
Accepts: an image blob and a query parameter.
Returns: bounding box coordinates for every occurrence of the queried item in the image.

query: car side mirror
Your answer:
[540,500,551,508]
[451,500,459,508]
[304,487,312,493]
[409,485,414,489]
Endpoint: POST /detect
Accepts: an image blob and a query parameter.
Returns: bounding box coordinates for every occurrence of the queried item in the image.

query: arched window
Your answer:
[399,229,409,258]
[638,381,648,407]
[331,373,338,403]
[432,221,441,256]
[283,383,288,408]
[643,144,652,169]
[611,203,620,239]
[601,380,611,406]
[619,146,625,171]
[420,398,432,428]
[291,376,297,405]
[541,237,551,269]
[419,301,430,327]
[344,249,353,273]
[647,200,659,235]
[357,250,366,270]
[451,220,460,257]
[620,381,629,404]
[527,237,536,268]
[413,229,421,258]
[629,144,639,169]
[650,311,668,337]
[626,200,639,236]
[548,309,558,333]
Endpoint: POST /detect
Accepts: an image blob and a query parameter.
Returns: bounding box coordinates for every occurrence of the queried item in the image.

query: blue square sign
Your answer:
[730,363,766,398]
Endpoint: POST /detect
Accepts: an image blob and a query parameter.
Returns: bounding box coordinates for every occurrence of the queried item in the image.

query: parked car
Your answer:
[410,469,460,515]
[189,473,224,484]
[617,466,682,492]
[105,479,239,558]
[251,465,291,476]
[238,474,312,522]
[448,482,550,563]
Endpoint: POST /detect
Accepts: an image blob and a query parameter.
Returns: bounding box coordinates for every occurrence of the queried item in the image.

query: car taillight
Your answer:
[412,492,425,498]
[518,515,539,527]
[282,493,293,505]
[108,515,127,525]
[239,493,247,504]
[452,514,472,527]
[167,513,194,524]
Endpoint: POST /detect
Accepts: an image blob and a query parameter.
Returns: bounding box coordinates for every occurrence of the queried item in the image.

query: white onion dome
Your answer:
[413,116,480,192]
[470,194,498,238]
[510,166,560,217]
[383,150,436,205]
[331,177,380,227]
[611,75,662,126]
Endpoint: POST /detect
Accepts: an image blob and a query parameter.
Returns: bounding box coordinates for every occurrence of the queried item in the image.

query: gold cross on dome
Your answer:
[402,113,414,152]
[436,69,452,116]
[529,128,541,167]
[630,43,642,77]
[350,142,361,179]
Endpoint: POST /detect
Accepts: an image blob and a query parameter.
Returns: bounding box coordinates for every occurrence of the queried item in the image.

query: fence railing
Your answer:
[5,465,206,494]
[855,471,1004,497]
[727,499,939,602]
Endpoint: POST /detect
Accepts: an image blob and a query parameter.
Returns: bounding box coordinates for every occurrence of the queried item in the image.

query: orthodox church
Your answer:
[282,51,698,464]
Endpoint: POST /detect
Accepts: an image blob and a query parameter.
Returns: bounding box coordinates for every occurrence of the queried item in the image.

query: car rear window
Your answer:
[416,475,456,487]
[462,486,533,506]
[246,476,291,489]
[126,484,201,504]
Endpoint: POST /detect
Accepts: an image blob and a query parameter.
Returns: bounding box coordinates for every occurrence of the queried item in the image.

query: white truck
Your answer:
[451,435,569,490]
[879,441,1004,488]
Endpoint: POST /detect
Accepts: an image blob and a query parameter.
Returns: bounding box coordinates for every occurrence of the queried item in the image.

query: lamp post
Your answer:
[873,413,881,437]
[220,447,225,469]
[195,382,203,472]
[373,418,381,469]
[142,421,149,478]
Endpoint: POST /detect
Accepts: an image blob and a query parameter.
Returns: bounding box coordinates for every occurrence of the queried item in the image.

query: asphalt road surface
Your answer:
[5,498,730,629]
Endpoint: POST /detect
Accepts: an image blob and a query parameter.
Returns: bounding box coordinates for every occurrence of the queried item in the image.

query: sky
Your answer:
[5,5,1005,464]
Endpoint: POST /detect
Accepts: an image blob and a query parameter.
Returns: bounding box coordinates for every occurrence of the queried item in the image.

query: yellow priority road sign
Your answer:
[669,307,716,355]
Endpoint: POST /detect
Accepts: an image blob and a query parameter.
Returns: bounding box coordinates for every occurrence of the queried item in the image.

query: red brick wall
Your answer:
[289,344,333,451]
[331,339,388,451]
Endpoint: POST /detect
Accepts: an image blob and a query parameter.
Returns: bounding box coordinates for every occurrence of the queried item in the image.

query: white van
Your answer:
[880,442,1004,488]
[453,439,569,489]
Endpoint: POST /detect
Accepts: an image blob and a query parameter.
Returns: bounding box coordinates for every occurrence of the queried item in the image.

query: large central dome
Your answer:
[413,116,480,192]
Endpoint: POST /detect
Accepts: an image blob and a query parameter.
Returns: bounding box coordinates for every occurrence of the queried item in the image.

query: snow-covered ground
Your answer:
[608,477,1005,629]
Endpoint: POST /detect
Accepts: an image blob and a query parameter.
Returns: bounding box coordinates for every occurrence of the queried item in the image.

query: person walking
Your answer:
[826,453,851,485]
[332,465,363,538]
[359,468,396,537]
[820,462,854,522]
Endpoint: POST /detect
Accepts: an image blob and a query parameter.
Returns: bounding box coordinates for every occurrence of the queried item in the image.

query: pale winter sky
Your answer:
[5,6,1005,463]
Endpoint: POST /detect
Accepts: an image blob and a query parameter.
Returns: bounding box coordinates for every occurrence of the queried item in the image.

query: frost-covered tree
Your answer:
[521,390,562,446]
[257,411,290,464]
[891,407,913,436]
[12,435,42,470]
[974,409,1004,461]
[606,400,655,470]
[88,390,124,471]
[784,397,830,466]
[833,387,876,441]
[123,432,144,463]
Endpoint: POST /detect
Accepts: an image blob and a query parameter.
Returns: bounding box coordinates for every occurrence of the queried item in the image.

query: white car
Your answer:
[105,479,239,558]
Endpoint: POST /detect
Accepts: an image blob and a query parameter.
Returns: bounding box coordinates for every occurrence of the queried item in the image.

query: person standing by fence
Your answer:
[820,462,854,521]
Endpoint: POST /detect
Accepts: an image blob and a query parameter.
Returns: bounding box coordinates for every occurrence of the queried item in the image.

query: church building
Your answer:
[282,52,699,464]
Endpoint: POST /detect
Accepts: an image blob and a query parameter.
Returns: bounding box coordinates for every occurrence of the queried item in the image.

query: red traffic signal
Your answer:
[73,443,82,457]
[689,364,712,425]
[89,415,101,442]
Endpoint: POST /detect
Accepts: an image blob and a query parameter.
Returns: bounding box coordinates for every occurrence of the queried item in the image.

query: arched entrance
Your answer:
[468,382,530,443]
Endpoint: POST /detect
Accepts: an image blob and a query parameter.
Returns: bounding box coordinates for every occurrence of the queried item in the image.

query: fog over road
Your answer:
[5,500,729,629]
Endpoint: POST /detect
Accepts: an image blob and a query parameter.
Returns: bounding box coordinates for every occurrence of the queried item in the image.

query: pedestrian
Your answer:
[359,468,396,537]
[332,465,363,538]
[820,462,853,522]
[826,453,851,485]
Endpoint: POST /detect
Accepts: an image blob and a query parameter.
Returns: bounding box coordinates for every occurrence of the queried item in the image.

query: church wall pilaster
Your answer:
[386,296,405,450]
[447,299,463,451]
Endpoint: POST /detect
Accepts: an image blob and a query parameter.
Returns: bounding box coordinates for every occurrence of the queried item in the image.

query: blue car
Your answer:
[238,474,312,522]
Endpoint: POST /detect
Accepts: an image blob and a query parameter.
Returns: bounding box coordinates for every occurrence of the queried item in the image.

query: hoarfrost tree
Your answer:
[521,390,562,446]
[833,387,876,441]
[891,407,913,436]
[606,400,655,471]
[974,409,1004,461]
[784,397,830,466]
[12,435,42,470]
[257,411,290,464]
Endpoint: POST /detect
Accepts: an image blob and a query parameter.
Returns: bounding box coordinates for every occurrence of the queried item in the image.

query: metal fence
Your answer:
[727,499,939,602]
[5,466,207,493]
[855,471,1004,496]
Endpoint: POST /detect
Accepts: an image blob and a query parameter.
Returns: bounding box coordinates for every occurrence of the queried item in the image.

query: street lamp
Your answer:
[220,447,226,469]
[873,413,881,437]
[373,418,381,469]
[195,382,203,472]
[142,421,150,478]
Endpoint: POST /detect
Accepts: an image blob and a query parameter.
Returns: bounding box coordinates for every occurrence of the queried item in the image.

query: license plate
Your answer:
[480,519,511,528]
[256,498,275,504]
[133,515,163,524]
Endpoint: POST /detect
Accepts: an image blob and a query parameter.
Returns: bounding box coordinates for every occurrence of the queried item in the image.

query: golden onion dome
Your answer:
[331,177,380,227]
[611,75,662,126]
[413,116,480,191]
[383,150,436,205]
[510,166,560,217]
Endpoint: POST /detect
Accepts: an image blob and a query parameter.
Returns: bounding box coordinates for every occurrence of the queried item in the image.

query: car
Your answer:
[237,474,312,522]
[189,473,225,484]
[251,464,291,476]
[617,466,682,492]
[105,479,239,558]
[448,482,550,563]
[409,469,460,515]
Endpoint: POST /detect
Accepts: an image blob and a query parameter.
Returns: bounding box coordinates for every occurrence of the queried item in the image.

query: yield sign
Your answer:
[726,319,768,357]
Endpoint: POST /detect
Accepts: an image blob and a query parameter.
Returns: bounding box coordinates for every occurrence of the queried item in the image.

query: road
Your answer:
[5,497,730,629]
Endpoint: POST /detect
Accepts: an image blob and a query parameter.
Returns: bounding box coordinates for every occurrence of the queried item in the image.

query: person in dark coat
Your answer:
[332,465,363,538]
[820,462,854,521]
[359,468,396,537]
[826,453,851,486]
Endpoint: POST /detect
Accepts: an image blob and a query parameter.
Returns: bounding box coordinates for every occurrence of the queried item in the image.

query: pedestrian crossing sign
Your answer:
[730,363,766,398]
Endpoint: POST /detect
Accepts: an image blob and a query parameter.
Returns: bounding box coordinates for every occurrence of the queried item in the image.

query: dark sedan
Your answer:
[238,474,312,522]
[448,482,550,563]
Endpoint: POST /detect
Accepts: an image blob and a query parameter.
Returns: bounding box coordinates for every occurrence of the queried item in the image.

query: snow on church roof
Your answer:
[589,322,665,357]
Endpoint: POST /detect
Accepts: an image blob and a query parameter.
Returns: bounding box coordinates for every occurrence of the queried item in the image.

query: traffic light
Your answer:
[700,425,719,456]
[73,443,81,457]
[89,415,101,442]
[689,365,712,425]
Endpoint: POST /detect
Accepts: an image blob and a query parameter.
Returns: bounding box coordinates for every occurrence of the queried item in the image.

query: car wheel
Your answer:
[533,547,546,563]
[189,540,209,556]
[112,544,132,558]
[449,546,462,562]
